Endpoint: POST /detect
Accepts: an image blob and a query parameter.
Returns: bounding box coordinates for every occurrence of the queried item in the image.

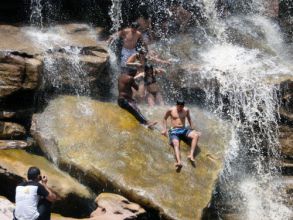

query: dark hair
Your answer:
[144,64,153,73]
[176,100,185,106]
[130,21,139,29]
[27,166,41,181]
[136,47,147,54]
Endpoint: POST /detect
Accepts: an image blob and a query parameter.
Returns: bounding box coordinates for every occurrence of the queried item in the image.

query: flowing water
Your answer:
[107,0,293,219]
[25,0,293,218]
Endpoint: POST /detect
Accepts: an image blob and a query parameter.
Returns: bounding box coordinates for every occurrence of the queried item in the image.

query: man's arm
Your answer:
[161,109,171,136]
[186,108,194,129]
[126,54,142,67]
[130,78,139,91]
[39,176,57,202]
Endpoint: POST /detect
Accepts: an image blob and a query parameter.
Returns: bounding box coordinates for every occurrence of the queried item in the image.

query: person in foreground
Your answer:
[118,71,157,128]
[14,167,57,220]
[161,100,201,169]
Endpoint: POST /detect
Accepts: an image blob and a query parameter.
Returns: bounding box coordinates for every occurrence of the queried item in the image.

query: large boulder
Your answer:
[31,96,231,220]
[0,149,92,217]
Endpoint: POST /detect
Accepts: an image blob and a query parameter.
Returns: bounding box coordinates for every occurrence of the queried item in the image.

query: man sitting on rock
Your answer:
[14,166,57,220]
[118,71,157,129]
[161,100,201,169]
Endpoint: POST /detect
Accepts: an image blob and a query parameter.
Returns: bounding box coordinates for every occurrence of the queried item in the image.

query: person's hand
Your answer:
[161,130,167,136]
[41,175,48,184]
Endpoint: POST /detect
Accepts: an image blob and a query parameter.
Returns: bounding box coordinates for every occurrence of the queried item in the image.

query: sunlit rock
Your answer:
[0,122,26,139]
[0,149,92,217]
[31,96,231,220]
[0,52,42,98]
[0,196,14,220]
[91,193,145,219]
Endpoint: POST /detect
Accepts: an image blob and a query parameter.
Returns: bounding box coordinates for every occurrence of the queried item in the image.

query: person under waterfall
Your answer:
[108,22,146,70]
[161,100,201,169]
[117,70,157,129]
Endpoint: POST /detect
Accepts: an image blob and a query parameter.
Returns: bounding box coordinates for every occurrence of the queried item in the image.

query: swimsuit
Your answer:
[117,98,148,124]
[168,127,193,145]
[120,47,137,67]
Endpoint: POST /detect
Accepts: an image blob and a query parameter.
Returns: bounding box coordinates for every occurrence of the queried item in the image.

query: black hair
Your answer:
[136,47,147,54]
[27,166,41,181]
[144,63,154,73]
[130,21,139,29]
[176,100,185,106]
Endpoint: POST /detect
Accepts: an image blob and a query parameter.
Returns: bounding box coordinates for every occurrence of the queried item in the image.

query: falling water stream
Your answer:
[26,0,293,218]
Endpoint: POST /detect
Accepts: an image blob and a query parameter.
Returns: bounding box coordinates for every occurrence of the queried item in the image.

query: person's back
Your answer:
[14,167,56,220]
[15,181,42,220]
[118,74,134,100]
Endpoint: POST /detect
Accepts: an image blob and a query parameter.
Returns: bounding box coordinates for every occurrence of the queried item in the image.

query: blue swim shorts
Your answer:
[168,127,192,145]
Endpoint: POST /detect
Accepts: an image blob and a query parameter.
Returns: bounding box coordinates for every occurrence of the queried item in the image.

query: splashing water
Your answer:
[30,0,43,28]
[109,0,123,32]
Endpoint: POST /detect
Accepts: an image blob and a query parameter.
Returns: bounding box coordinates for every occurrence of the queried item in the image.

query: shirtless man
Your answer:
[161,100,201,169]
[109,22,145,68]
[117,71,157,128]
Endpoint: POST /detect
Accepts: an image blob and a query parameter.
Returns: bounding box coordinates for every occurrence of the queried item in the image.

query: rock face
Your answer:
[91,193,146,219]
[0,196,14,220]
[31,96,231,220]
[0,149,93,217]
[0,52,42,98]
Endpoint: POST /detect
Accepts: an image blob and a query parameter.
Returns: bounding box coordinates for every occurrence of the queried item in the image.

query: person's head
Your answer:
[130,21,139,31]
[27,166,41,181]
[136,47,147,57]
[144,64,154,74]
[176,100,185,111]
[137,16,149,29]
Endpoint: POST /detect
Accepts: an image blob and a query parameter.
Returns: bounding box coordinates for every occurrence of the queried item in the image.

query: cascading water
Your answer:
[30,0,43,28]
[108,0,292,218]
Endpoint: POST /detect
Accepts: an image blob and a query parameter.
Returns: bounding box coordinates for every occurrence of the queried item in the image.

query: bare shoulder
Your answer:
[184,107,190,113]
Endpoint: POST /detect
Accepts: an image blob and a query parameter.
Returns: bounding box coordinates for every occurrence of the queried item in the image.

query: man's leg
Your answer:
[187,131,200,161]
[37,199,51,220]
[172,138,182,168]
[118,98,148,124]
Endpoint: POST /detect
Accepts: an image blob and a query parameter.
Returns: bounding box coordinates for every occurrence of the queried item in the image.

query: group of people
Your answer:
[111,11,201,170]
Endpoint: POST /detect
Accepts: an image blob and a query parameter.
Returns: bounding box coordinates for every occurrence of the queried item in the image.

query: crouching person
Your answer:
[14,166,57,220]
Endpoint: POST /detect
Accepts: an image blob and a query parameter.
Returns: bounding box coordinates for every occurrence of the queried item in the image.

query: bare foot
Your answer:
[175,162,183,172]
[146,121,158,129]
[187,155,195,162]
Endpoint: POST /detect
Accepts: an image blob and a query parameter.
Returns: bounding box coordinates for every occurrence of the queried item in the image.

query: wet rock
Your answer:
[0,53,42,98]
[0,140,32,150]
[279,126,293,159]
[31,96,231,220]
[0,122,26,139]
[0,149,92,217]
[91,193,145,219]
[0,196,14,220]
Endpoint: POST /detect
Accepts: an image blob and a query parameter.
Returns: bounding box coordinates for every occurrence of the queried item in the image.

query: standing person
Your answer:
[14,167,57,220]
[108,22,145,69]
[126,47,148,102]
[143,64,165,106]
[137,15,155,45]
[117,71,157,128]
[161,101,201,169]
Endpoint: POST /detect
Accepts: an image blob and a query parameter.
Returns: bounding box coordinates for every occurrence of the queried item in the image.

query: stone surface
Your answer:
[0,52,42,98]
[0,196,14,220]
[279,125,293,159]
[0,149,92,217]
[0,122,26,139]
[91,193,145,219]
[31,96,231,220]
[0,140,32,150]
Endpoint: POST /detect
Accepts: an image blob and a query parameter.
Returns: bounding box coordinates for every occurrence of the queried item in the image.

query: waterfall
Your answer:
[109,0,123,32]
[195,0,293,219]
[30,0,43,28]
